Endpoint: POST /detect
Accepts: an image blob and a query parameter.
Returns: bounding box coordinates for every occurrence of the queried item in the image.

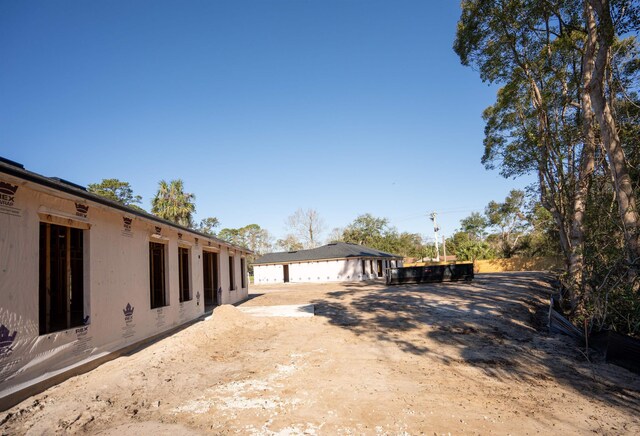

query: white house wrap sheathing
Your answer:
[0,167,250,409]
[255,259,369,283]
[253,243,402,284]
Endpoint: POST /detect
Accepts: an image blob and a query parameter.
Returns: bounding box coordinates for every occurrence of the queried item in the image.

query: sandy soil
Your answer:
[2,272,639,435]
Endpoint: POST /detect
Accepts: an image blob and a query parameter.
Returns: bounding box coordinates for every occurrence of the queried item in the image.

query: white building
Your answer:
[253,242,403,284]
[0,157,250,410]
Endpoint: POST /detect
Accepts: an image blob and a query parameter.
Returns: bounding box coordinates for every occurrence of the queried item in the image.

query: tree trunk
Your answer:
[539,169,571,268]
[530,71,580,304]
[587,0,640,267]
[568,1,598,302]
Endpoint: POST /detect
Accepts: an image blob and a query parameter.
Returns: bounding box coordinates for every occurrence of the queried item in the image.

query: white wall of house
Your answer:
[289,259,359,282]
[254,257,400,284]
[0,173,249,407]
[254,263,285,284]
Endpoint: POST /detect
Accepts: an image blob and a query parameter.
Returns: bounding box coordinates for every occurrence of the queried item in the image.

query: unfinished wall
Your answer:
[0,173,249,408]
[254,258,397,284]
[289,259,357,282]
[253,263,284,284]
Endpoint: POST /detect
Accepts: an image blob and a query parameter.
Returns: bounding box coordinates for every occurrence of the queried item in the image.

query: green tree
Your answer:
[218,228,241,246]
[341,214,425,257]
[87,178,144,211]
[239,224,274,256]
[342,214,390,247]
[448,232,496,262]
[584,0,640,264]
[218,224,274,275]
[485,190,529,258]
[385,230,425,258]
[151,179,195,227]
[519,201,561,257]
[194,217,220,236]
[218,224,273,255]
[276,235,304,252]
[455,0,640,311]
[374,229,418,258]
[455,0,588,302]
[459,212,488,240]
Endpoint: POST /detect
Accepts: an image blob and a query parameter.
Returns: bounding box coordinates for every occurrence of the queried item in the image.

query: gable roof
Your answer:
[254,242,402,265]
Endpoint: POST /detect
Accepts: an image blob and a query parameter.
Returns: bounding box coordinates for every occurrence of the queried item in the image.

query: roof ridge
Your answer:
[254,242,402,265]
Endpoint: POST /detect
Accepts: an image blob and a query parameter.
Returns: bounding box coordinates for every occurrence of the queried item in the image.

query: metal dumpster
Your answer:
[386,263,474,285]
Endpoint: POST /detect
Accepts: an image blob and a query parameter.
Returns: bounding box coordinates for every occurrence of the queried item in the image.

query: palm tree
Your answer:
[151,179,196,227]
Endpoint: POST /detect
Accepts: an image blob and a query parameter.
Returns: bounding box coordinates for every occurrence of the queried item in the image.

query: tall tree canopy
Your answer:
[87,178,144,211]
[485,190,529,258]
[151,179,196,227]
[276,235,304,252]
[341,214,426,258]
[342,214,390,247]
[459,212,489,241]
[218,224,274,275]
[455,0,640,333]
[194,217,220,236]
[449,192,556,261]
[218,224,273,256]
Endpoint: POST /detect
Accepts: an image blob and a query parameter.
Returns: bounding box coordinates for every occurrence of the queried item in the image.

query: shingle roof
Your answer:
[254,242,402,265]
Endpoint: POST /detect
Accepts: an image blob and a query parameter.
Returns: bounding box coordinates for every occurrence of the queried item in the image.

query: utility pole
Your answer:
[429,212,440,262]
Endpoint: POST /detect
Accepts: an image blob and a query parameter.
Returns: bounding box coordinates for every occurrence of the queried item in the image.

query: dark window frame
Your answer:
[149,241,168,309]
[39,222,86,335]
[240,257,246,289]
[178,246,191,302]
[202,250,219,306]
[229,255,235,290]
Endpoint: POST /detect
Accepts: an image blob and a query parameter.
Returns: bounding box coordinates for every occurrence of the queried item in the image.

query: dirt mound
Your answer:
[202,304,262,338]
[211,304,251,325]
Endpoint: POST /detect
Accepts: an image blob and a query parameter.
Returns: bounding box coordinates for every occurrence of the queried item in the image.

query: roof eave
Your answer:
[0,161,254,255]
[254,254,403,266]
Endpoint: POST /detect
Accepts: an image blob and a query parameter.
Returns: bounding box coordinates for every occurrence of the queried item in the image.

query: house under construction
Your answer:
[0,157,251,410]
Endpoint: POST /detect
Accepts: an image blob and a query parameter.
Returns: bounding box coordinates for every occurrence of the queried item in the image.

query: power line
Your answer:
[392,206,484,223]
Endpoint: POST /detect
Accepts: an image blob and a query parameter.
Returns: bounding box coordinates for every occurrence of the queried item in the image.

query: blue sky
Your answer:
[0,1,530,243]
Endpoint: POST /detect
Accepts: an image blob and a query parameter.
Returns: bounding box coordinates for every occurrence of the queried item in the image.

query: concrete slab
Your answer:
[237,304,315,318]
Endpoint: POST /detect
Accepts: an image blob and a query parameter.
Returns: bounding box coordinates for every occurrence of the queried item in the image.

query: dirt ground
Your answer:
[2,272,640,435]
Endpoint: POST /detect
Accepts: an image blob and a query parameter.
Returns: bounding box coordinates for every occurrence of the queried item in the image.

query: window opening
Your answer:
[240,257,246,288]
[149,242,167,308]
[229,255,235,290]
[39,223,85,335]
[203,251,219,307]
[178,247,191,302]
